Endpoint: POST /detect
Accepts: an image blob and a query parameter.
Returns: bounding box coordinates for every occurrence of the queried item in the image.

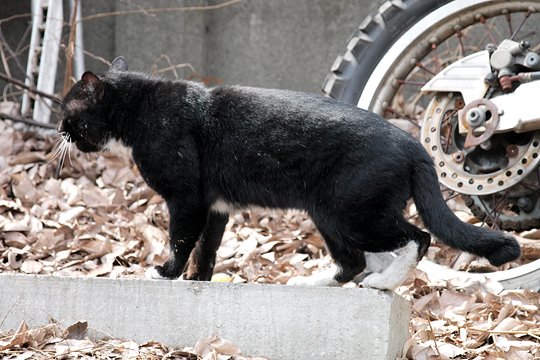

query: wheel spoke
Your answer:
[479,15,498,45]
[503,10,513,37]
[384,106,421,128]
[510,8,533,41]
[455,29,466,57]
[415,61,436,76]
[430,41,443,73]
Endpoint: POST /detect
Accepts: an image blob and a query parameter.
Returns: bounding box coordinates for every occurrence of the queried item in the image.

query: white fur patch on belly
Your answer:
[210,199,277,215]
[104,138,132,157]
[210,199,237,214]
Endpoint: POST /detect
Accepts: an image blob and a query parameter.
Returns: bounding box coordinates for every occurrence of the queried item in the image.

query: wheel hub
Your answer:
[421,93,540,196]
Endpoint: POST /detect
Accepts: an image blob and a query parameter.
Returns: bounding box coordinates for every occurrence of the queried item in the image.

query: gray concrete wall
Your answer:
[0,273,411,359]
[203,0,379,92]
[0,0,378,95]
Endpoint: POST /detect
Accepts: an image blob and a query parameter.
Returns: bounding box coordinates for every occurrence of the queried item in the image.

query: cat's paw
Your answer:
[184,272,212,281]
[145,267,187,281]
[286,276,312,286]
[145,267,167,280]
[362,272,397,291]
[153,262,185,279]
[287,267,340,287]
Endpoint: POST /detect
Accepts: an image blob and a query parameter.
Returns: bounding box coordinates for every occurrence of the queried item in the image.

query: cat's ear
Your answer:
[81,71,104,100]
[109,56,129,72]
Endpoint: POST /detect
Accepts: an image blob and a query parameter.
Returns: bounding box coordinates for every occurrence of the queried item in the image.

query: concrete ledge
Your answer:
[0,274,410,359]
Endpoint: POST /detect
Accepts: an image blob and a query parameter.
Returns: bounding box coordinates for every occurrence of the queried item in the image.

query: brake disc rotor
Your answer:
[421,93,540,196]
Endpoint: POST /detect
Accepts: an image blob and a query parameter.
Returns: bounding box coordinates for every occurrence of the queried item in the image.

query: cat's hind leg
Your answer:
[362,222,430,291]
[287,219,367,287]
[184,211,229,281]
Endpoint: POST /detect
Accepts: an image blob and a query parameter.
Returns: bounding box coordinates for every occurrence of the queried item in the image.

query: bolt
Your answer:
[467,108,486,127]
[506,145,519,157]
[455,98,465,110]
[520,40,531,49]
[484,72,497,84]
[452,152,465,163]
[518,196,534,212]
[485,43,496,53]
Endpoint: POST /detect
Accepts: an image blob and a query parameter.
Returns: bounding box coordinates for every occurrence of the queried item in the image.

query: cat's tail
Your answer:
[411,159,520,266]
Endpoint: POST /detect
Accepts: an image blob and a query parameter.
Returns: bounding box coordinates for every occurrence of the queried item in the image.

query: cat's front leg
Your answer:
[149,200,208,279]
[184,211,229,281]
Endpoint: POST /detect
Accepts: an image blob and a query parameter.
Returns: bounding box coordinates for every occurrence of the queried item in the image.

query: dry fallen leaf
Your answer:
[1,119,540,358]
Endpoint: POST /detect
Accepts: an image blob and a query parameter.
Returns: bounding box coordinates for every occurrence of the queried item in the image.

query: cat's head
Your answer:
[60,56,129,152]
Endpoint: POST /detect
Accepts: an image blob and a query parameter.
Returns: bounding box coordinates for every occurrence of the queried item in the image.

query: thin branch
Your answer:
[153,63,196,75]
[82,49,111,66]
[0,31,27,75]
[80,0,243,22]
[63,0,79,96]
[0,31,14,100]
[468,328,540,336]
[0,13,31,25]
[426,314,442,358]
[0,302,16,328]
[0,72,62,103]
[0,112,57,129]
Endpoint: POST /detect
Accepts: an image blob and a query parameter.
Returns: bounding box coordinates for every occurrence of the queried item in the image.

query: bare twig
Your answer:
[469,328,540,336]
[0,112,57,129]
[426,314,442,358]
[0,30,27,75]
[0,31,15,100]
[0,72,62,103]
[151,54,182,79]
[0,13,31,25]
[82,49,111,66]
[153,63,196,76]
[63,0,79,96]
[80,0,243,22]
[0,302,16,328]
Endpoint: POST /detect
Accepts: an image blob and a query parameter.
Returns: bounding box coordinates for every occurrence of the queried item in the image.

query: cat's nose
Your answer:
[59,118,74,135]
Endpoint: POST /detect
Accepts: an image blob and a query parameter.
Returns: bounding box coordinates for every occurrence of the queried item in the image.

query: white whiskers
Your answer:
[49,132,73,176]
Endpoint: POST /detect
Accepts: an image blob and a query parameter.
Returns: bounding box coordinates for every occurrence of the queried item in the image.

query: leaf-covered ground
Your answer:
[1,119,540,359]
[0,319,267,359]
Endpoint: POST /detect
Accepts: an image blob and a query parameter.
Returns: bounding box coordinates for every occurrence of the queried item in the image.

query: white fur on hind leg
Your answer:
[363,241,419,291]
[287,264,341,287]
[145,267,186,281]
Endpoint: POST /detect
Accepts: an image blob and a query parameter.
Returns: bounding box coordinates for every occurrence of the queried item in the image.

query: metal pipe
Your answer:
[69,0,85,79]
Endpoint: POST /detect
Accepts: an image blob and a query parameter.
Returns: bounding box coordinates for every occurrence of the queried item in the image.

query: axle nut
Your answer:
[466,107,486,127]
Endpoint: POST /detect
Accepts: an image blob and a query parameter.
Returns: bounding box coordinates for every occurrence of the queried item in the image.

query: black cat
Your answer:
[60,57,520,290]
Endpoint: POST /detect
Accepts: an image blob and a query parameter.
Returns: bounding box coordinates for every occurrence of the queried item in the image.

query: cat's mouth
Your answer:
[74,140,100,153]
[63,131,100,153]
[61,128,100,153]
